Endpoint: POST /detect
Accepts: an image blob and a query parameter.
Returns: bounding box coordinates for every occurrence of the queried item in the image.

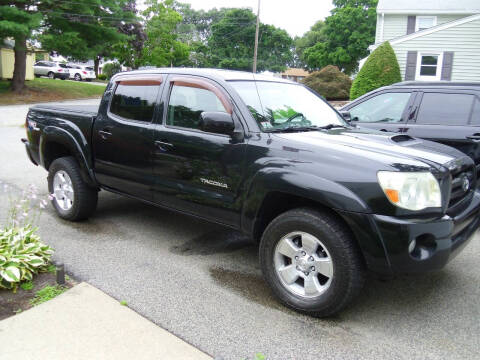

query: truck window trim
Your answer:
[114,74,163,86]
[170,76,233,115]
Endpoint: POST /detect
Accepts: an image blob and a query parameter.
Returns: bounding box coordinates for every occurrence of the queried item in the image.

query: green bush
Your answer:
[102,62,122,79]
[97,74,107,81]
[301,65,352,100]
[0,226,53,291]
[350,42,401,100]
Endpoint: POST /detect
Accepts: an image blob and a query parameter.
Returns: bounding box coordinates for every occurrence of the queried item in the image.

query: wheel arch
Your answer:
[40,127,97,187]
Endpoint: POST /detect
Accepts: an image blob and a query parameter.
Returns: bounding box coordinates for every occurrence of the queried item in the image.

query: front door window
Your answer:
[349,92,411,123]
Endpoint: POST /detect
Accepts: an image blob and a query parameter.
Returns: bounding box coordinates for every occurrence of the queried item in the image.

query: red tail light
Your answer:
[58,69,62,72]
[82,71,87,75]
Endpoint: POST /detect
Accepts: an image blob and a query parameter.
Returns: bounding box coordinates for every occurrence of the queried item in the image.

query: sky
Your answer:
[138,0,334,37]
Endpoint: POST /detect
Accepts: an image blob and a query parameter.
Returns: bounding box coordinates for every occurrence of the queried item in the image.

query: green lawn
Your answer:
[0,78,106,105]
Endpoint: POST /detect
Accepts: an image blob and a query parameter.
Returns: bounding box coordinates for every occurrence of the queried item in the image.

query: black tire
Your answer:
[47,72,54,79]
[259,207,366,317]
[74,73,82,81]
[47,157,98,221]
[60,77,66,80]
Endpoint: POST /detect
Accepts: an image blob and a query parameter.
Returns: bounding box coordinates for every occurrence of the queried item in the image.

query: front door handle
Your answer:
[155,140,174,151]
[98,130,112,140]
[467,134,480,142]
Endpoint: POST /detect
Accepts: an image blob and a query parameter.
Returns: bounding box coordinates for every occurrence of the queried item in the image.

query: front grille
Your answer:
[448,165,475,209]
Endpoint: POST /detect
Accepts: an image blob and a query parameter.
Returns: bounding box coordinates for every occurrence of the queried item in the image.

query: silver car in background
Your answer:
[67,64,96,81]
[33,61,70,80]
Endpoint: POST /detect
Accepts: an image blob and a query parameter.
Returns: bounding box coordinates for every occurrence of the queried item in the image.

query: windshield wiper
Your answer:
[265,126,321,133]
[317,124,349,130]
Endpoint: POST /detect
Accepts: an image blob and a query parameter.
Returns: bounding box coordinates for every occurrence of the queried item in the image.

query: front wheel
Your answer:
[47,72,54,79]
[259,208,366,317]
[48,157,98,221]
[74,73,81,81]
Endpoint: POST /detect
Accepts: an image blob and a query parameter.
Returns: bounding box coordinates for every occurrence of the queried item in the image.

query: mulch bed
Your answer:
[0,271,76,321]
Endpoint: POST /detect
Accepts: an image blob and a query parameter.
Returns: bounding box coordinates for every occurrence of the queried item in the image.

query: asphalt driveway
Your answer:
[1,101,479,360]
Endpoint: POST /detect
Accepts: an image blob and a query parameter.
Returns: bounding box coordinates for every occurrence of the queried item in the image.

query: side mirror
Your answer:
[200,112,235,136]
[340,111,352,122]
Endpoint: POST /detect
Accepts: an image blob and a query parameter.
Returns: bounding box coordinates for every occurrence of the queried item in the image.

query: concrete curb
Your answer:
[0,282,212,360]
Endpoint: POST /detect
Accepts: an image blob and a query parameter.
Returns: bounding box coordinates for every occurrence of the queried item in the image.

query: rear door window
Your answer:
[349,92,412,123]
[416,93,475,125]
[110,83,159,122]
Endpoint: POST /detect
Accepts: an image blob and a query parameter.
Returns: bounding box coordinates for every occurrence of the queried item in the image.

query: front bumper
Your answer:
[338,191,480,275]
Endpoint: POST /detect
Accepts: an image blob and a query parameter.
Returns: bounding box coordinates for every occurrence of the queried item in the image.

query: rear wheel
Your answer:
[48,157,98,221]
[74,73,82,81]
[47,72,54,79]
[259,208,366,317]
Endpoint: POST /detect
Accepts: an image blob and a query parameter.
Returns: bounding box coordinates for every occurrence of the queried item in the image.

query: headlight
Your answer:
[377,171,441,211]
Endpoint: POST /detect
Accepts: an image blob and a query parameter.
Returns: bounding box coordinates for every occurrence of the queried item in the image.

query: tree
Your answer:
[294,21,326,68]
[349,41,401,99]
[303,0,377,74]
[113,0,146,69]
[302,65,352,100]
[39,0,135,76]
[141,0,189,67]
[207,8,293,72]
[0,2,42,92]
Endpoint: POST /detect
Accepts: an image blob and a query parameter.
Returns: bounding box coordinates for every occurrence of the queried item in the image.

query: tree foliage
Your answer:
[141,0,189,67]
[303,0,377,74]
[294,21,326,68]
[207,8,293,72]
[302,65,352,100]
[350,41,401,99]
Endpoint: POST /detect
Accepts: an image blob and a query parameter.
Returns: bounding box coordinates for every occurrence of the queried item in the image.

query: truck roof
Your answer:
[112,67,294,83]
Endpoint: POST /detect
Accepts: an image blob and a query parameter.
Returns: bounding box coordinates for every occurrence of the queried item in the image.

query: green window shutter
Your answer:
[407,16,416,34]
[405,51,418,81]
[441,52,454,81]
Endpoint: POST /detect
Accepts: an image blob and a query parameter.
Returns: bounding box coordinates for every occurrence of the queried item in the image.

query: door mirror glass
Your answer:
[200,112,234,135]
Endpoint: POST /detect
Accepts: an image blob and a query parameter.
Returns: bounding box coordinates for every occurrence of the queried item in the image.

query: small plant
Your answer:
[120,300,128,306]
[102,62,122,80]
[30,285,67,306]
[302,65,352,100]
[14,308,22,314]
[47,264,56,273]
[20,281,34,291]
[0,226,54,291]
[97,74,107,80]
[350,41,402,100]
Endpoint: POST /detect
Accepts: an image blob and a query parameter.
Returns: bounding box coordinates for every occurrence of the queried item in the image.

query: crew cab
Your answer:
[22,69,480,317]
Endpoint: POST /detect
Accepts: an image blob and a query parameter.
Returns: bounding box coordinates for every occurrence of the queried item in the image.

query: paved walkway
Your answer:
[0,283,212,360]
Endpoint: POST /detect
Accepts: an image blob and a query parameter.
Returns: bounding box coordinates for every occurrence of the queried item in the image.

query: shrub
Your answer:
[97,74,107,80]
[102,62,122,79]
[0,226,53,291]
[301,65,352,100]
[350,42,401,100]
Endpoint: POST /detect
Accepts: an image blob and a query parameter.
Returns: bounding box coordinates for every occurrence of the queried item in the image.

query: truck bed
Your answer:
[29,104,99,117]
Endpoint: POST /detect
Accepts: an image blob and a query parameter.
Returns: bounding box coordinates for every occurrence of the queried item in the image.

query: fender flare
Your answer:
[241,168,370,235]
[39,126,97,187]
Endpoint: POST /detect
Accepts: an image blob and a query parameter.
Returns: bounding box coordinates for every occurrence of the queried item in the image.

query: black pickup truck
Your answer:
[23,68,480,317]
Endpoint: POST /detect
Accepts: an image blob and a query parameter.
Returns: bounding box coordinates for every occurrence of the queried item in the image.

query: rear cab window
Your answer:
[109,78,163,122]
[416,93,475,125]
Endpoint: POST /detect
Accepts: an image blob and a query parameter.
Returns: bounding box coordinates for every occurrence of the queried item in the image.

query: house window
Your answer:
[416,53,443,81]
[416,16,437,31]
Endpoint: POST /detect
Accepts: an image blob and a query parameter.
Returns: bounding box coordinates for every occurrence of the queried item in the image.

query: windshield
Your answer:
[230,81,345,131]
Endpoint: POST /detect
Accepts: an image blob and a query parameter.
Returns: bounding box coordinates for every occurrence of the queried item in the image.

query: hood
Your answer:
[273,127,467,170]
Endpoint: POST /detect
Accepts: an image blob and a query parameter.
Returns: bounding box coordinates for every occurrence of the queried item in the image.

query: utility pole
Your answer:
[253,0,261,73]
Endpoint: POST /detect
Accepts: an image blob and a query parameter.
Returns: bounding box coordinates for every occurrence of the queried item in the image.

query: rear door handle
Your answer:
[155,140,174,151]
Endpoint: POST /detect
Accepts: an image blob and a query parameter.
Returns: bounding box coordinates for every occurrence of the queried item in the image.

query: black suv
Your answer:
[342,82,480,171]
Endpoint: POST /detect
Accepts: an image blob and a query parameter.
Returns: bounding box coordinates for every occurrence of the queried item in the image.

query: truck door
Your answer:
[92,74,164,200]
[152,75,247,228]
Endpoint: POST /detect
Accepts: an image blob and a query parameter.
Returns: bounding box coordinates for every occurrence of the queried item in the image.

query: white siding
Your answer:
[375,14,466,43]
[392,18,480,81]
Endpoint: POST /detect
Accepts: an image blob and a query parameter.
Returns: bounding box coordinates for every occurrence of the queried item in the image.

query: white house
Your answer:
[368,0,480,81]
